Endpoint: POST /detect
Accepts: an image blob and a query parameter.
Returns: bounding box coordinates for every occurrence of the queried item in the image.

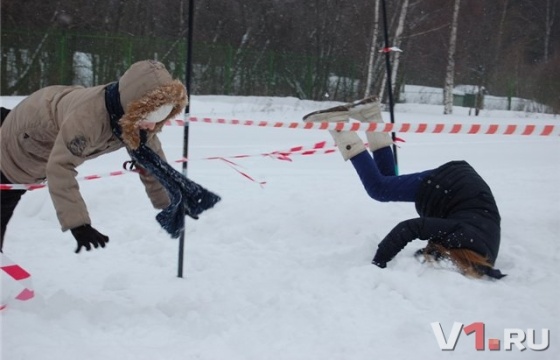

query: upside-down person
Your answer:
[0,60,221,253]
[303,97,505,279]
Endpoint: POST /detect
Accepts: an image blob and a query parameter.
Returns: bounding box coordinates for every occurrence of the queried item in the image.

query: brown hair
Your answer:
[423,242,493,278]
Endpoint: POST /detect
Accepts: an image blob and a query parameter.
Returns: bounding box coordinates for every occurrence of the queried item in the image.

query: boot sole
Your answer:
[302,96,381,123]
[302,105,349,123]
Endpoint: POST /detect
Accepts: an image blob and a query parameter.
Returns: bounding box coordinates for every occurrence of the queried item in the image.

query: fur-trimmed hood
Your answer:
[117,60,187,149]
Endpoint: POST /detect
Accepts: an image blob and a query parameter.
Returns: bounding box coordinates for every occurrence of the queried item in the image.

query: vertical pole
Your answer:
[380,0,399,174]
[178,0,195,278]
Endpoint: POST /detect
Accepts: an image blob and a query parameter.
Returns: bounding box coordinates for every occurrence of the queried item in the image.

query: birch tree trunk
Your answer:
[378,66,387,102]
[443,0,461,115]
[378,0,408,102]
[544,0,557,63]
[364,0,381,97]
[389,0,409,99]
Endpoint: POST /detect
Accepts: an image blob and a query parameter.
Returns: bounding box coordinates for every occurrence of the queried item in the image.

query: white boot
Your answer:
[303,97,389,154]
[345,97,393,151]
[348,96,383,122]
[329,130,365,161]
[366,131,393,151]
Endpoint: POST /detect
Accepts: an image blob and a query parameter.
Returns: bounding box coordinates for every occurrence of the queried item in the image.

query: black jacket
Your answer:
[373,161,501,270]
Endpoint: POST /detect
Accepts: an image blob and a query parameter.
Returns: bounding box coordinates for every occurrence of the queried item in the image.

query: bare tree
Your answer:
[378,0,402,102]
[544,0,557,62]
[378,0,409,102]
[443,0,461,114]
[364,0,381,97]
[388,0,409,97]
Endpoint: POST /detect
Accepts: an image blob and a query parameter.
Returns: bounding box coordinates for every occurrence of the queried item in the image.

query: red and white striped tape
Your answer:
[0,140,335,190]
[0,170,132,191]
[167,117,560,137]
[269,140,337,157]
[210,157,267,187]
[1,254,34,311]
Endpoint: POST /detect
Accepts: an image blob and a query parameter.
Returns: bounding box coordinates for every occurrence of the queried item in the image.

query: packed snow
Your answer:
[1,95,559,359]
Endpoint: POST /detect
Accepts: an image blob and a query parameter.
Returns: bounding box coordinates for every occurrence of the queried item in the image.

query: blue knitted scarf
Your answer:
[105,82,221,238]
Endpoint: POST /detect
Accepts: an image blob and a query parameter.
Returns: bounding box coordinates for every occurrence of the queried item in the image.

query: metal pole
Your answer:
[380,0,399,174]
[178,0,194,278]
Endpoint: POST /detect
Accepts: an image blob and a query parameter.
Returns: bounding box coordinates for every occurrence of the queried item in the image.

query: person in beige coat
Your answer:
[0,60,220,253]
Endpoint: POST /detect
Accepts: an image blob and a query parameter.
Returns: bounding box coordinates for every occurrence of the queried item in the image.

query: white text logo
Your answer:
[431,322,550,351]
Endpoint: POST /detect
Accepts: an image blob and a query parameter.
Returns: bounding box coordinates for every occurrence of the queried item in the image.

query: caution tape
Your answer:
[167,117,560,137]
[1,253,34,311]
[269,140,337,157]
[210,157,267,187]
[0,170,132,191]
[0,140,335,191]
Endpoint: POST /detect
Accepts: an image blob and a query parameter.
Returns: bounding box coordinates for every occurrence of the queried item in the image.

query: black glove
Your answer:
[371,247,391,269]
[371,252,387,268]
[71,224,109,253]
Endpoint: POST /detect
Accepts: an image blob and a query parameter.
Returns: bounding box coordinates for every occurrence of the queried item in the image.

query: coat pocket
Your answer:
[18,130,55,161]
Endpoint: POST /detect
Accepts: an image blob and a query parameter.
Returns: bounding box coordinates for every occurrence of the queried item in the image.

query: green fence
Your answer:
[1,29,187,94]
[1,29,362,101]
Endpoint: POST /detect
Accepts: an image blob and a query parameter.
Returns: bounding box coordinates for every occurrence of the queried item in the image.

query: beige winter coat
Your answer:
[0,60,187,231]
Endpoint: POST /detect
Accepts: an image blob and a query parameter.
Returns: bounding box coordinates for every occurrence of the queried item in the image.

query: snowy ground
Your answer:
[1,95,559,359]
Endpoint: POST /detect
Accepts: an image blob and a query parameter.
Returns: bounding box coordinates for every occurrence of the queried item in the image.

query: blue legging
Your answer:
[350,147,433,202]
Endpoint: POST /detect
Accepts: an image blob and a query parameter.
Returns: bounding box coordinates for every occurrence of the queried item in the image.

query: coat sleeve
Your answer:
[372,217,460,268]
[139,134,170,209]
[46,126,91,231]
